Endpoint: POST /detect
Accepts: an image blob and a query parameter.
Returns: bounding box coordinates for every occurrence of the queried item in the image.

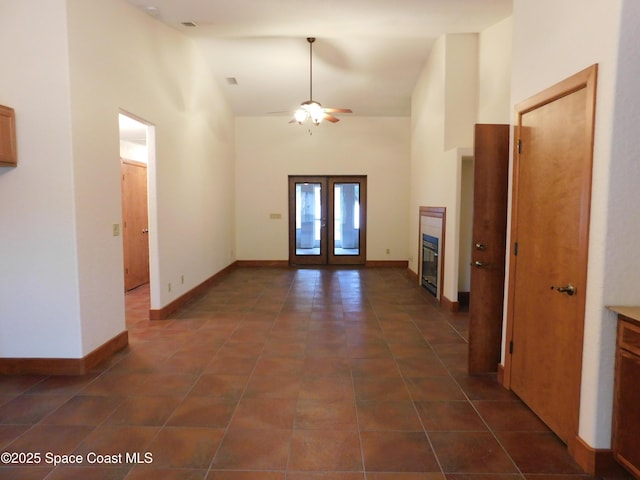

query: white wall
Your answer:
[478,17,513,124]
[409,17,511,315]
[458,157,474,292]
[120,141,147,163]
[591,0,640,449]
[410,34,479,303]
[235,117,410,262]
[451,20,513,297]
[0,0,83,358]
[0,0,236,359]
[606,1,640,303]
[66,0,236,344]
[445,36,479,151]
[510,0,637,449]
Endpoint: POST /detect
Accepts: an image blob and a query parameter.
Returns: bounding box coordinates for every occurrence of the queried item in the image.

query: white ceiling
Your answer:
[125,0,512,118]
[119,113,148,145]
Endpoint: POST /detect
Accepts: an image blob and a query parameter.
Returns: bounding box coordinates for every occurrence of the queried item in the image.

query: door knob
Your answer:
[473,261,489,268]
[475,243,486,251]
[142,228,149,234]
[551,284,576,296]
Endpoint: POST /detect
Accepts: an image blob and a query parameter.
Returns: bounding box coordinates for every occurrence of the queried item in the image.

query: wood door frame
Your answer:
[503,65,598,443]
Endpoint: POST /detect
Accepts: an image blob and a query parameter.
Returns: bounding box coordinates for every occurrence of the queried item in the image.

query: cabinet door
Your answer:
[0,105,17,167]
[613,322,640,478]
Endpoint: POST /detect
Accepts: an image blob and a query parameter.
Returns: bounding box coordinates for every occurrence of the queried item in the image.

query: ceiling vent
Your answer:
[141,6,160,17]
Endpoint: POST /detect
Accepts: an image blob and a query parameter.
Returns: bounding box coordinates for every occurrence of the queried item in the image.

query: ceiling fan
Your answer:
[290,37,352,126]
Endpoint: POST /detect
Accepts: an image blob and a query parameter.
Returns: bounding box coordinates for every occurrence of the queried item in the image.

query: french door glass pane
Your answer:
[334,183,360,255]
[295,183,322,255]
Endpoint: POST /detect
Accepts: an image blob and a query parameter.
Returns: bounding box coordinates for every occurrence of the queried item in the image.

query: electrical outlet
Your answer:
[112,224,120,236]
[168,283,172,292]
[386,248,390,254]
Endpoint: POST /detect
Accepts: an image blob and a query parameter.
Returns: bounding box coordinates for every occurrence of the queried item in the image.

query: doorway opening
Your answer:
[118,112,156,307]
[458,155,474,310]
[289,175,367,265]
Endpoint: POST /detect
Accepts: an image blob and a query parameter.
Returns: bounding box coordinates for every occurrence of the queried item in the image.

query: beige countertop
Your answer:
[608,306,640,323]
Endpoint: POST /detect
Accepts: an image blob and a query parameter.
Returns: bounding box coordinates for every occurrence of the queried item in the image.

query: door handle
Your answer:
[551,283,576,296]
[142,229,149,234]
[475,243,486,251]
[473,261,489,268]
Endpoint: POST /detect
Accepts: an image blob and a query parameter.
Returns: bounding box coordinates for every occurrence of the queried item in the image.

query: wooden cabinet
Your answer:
[612,315,640,479]
[0,104,17,167]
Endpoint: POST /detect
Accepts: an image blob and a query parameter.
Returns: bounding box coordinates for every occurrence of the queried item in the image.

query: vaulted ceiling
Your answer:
[125,0,512,118]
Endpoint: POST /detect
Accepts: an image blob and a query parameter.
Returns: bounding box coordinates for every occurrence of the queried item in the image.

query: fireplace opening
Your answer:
[422,234,439,297]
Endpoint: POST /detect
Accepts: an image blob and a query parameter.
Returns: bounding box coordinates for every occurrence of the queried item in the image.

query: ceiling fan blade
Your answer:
[323,114,340,123]
[324,107,352,114]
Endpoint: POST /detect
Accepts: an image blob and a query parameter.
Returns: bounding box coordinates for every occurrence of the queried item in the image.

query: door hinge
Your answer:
[514,242,518,256]
[509,340,514,354]
[517,139,522,154]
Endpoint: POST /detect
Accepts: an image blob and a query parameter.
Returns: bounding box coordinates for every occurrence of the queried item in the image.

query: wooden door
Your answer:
[468,124,510,374]
[505,66,597,444]
[121,160,149,291]
[288,175,366,266]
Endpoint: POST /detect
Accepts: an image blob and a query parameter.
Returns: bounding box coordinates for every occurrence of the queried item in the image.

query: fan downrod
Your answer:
[289,36,352,125]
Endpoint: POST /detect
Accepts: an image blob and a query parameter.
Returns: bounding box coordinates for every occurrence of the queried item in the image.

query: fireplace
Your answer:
[422,234,439,296]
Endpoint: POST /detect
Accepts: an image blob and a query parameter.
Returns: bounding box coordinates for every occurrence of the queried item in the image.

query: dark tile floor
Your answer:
[0,267,633,479]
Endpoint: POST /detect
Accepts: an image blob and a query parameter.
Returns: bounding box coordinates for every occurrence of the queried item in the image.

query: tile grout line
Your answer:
[375,283,448,479]
[422,314,526,479]
[204,272,293,478]
[341,272,369,480]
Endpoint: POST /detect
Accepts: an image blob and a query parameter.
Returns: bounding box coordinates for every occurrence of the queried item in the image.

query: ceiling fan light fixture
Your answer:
[295,101,324,125]
[294,108,307,124]
[288,37,351,126]
[308,102,324,125]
